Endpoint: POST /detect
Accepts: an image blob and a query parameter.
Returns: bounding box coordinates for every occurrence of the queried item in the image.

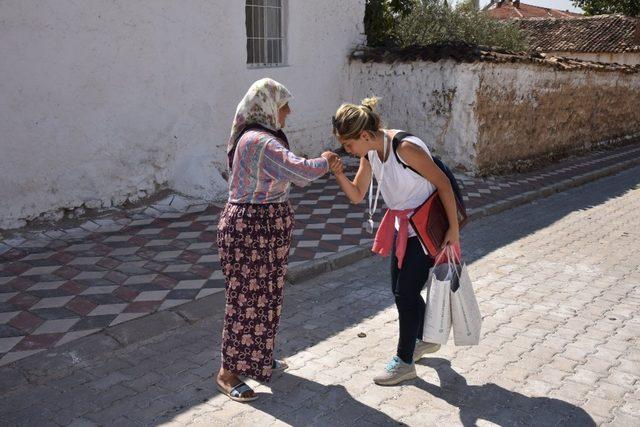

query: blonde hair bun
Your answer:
[361,96,380,111]
[332,96,383,139]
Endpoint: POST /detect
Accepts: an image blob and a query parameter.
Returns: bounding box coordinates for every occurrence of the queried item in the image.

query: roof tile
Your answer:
[518,15,640,53]
[485,1,581,19]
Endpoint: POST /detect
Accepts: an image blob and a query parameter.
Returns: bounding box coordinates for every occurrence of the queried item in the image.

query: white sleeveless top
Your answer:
[368,130,436,237]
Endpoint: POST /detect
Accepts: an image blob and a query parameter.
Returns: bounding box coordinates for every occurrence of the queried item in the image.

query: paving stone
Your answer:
[583,394,620,419]
[607,411,640,427]
[67,418,100,427]
[89,371,130,391]
[593,381,632,401]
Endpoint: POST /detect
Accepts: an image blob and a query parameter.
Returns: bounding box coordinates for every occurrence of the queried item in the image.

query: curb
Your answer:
[2,158,639,393]
[466,157,640,221]
[285,245,373,285]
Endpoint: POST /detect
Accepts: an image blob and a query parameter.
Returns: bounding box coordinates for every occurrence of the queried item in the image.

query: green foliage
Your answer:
[363,0,529,51]
[389,1,529,51]
[364,0,415,47]
[573,0,640,16]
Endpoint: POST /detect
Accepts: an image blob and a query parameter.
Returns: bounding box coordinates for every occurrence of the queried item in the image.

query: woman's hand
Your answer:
[321,151,337,164]
[330,158,344,176]
[321,151,344,176]
[441,226,460,249]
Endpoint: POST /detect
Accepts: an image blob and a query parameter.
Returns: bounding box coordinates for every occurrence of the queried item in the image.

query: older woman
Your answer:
[216,78,340,402]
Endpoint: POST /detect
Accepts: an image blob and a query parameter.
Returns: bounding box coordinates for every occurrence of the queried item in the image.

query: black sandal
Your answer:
[216,379,258,402]
[272,359,289,372]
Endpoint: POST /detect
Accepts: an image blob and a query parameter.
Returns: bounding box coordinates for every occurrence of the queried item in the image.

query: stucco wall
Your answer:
[346,60,481,171]
[0,0,365,229]
[548,51,640,66]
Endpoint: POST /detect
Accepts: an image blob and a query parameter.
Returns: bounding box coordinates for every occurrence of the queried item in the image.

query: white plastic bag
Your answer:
[448,248,482,346]
[422,262,452,345]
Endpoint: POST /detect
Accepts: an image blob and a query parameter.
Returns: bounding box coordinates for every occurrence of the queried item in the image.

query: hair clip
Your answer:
[331,115,338,131]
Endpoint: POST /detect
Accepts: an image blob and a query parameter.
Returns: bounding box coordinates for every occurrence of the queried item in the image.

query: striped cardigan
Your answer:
[228,130,329,203]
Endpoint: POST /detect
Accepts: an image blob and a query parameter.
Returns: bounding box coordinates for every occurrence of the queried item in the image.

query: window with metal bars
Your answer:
[246,0,285,67]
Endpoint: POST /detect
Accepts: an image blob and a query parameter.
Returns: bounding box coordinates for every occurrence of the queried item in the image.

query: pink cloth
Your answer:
[372,208,414,269]
[372,208,463,268]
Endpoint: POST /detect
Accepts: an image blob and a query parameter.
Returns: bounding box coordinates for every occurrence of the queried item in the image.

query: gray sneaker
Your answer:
[373,356,417,386]
[414,340,441,362]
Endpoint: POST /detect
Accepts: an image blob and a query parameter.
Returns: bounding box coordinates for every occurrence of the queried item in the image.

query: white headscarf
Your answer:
[227,78,292,156]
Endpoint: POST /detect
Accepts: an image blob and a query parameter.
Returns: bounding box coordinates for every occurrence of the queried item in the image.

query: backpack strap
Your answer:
[364,131,416,164]
[434,156,466,210]
[391,131,466,210]
[391,132,421,175]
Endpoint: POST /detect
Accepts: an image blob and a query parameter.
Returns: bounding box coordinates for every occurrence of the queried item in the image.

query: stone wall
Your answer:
[475,63,640,173]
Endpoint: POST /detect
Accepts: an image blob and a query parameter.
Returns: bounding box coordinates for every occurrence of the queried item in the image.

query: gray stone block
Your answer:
[104,311,187,346]
[174,292,226,324]
[15,334,120,383]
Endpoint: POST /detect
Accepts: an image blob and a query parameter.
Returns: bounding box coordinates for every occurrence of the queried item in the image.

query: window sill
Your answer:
[247,63,290,69]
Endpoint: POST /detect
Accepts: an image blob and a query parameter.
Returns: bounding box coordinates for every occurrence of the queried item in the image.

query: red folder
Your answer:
[409,191,468,257]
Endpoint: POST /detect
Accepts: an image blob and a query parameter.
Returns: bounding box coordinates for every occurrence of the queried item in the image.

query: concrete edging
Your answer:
[466,157,640,221]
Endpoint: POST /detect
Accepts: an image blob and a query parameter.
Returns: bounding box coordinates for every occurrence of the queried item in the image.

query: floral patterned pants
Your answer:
[216,202,294,382]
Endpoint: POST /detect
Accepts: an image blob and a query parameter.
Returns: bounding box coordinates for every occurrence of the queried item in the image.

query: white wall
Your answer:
[346,60,481,171]
[0,0,365,229]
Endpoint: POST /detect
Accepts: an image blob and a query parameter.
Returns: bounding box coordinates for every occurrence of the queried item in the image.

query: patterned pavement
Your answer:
[0,142,639,366]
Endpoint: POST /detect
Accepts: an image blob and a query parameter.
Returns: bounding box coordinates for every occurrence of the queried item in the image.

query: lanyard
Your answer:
[366,132,389,233]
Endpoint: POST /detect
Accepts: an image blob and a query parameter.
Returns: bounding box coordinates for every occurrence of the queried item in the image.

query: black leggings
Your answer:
[391,236,434,364]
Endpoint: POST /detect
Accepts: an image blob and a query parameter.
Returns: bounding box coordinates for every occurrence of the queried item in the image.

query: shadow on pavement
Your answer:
[247,371,406,426]
[414,358,595,427]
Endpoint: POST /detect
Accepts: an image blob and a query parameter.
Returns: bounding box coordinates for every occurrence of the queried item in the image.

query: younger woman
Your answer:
[331,97,461,385]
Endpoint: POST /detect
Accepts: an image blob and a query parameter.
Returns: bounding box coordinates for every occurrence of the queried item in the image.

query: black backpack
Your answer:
[390,132,466,211]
